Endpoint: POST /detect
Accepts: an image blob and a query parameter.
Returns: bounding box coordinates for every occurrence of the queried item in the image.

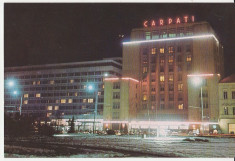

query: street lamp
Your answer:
[87,84,98,134]
[191,76,204,134]
[6,79,23,116]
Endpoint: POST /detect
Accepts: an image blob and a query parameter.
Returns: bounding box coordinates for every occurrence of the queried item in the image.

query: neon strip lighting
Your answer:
[104,77,139,82]
[123,34,219,45]
[129,121,218,126]
[103,121,129,124]
[121,77,139,82]
[187,74,214,77]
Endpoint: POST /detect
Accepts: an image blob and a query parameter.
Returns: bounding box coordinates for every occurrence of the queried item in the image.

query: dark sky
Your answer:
[4,3,235,77]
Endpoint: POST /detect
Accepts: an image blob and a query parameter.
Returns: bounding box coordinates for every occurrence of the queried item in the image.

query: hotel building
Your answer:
[4,58,122,131]
[104,19,224,132]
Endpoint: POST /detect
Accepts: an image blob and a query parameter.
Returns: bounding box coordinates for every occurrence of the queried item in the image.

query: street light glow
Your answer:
[88,85,93,91]
[8,80,14,87]
[191,77,203,87]
[13,90,18,95]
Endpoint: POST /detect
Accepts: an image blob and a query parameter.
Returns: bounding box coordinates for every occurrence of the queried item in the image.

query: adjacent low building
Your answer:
[218,74,235,134]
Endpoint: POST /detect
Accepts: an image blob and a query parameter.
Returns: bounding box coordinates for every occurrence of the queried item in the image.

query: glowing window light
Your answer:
[123,34,219,45]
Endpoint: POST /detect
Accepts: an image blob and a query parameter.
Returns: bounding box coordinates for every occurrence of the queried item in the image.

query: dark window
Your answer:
[177,46,182,52]
[113,82,120,89]
[178,74,182,81]
[169,84,174,91]
[160,65,164,72]
[186,45,191,52]
[233,107,235,115]
[113,92,120,99]
[177,55,182,62]
[160,85,164,91]
[232,91,235,99]
[169,65,173,72]
[224,91,228,99]
[169,94,174,101]
[113,102,120,109]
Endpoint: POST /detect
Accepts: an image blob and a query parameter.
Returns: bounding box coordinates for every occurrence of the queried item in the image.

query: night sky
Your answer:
[4,3,235,77]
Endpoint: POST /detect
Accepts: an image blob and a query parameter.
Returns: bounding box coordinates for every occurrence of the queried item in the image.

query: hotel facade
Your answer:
[104,18,224,133]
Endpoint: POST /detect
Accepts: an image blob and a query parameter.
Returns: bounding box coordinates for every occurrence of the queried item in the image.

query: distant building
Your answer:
[4,58,122,132]
[218,74,235,134]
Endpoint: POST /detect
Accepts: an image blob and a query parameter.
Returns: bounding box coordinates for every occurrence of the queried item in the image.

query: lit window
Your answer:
[83,99,87,103]
[224,107,228,115]
[223,90,228,99]
[145,32,151,40]
[61,99,66,103]
[33,81,36,85]
[143,67,148,73]
[23,100,28,105]
[88,98,93,103]
[37,81,40,85]
[84,85,87,89]
[50,80,54,84]
[24,94,29,98]
[54,106,59,110]
[168,55,174,63]
[160,48,164,54]
[168,46,174,53]
[169,75,173,81]
[151,48,156,54]
[36,93,41,98]
[103,85,105,89]
[178,84,183,91]
[160,75,165,82]
[74,92,78,96]
[169,33,176,38]
[47,106,53,110]
[143,95,147,101]
[98,92,101,96]
[186,55,192,62]
[70,79,74,83]
[47,113,52,117]
[178,104,183,110]
[68,99,73,103]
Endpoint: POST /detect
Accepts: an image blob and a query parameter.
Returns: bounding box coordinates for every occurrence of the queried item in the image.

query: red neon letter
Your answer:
[168,18,172,25]
[176,18,181,24]
[143,21,148,27]
[184,16,188,23]
[159,19,164,26]
[151,20,156,26]
[191,16,195,22]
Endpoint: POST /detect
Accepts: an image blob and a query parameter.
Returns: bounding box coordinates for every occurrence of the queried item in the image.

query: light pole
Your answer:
[13,90,23,116]
[88,84,98,134]
[191,76,204,135]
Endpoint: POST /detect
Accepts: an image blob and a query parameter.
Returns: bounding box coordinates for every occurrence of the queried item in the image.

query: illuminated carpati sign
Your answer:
[143,15,195,27]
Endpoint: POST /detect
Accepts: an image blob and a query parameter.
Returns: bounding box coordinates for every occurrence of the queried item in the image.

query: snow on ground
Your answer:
[54,134,235,158]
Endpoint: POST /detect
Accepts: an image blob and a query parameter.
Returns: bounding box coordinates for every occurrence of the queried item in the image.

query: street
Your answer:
[4,134,235,158]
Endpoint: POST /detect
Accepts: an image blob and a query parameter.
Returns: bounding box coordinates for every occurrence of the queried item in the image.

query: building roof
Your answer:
[4,58,122,73]
[220,74,235,83]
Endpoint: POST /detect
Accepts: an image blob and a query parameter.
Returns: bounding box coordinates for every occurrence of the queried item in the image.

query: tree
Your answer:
[68,116,75,133]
